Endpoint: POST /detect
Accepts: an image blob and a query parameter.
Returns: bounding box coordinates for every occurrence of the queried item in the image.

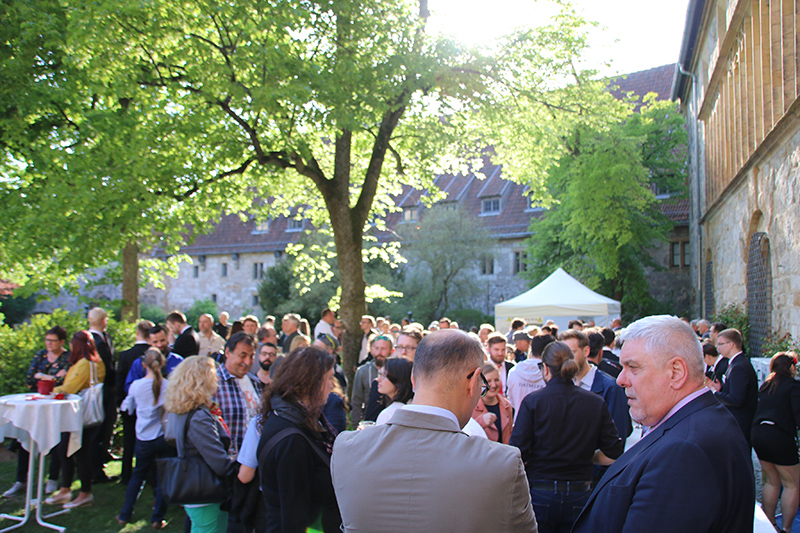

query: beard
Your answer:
[374,357,385,368]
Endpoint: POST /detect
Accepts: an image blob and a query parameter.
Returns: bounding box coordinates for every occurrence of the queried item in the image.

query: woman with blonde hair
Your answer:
[288,333,310,353]
[471,363,514,443]
[117,348,171,529]
[165,356,234,533]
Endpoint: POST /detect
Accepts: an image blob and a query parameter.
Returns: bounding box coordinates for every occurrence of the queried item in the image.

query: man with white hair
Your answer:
[572,315,754,532]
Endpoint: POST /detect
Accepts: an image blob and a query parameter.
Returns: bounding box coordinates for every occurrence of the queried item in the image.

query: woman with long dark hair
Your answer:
[375,358,414,426]
[510,341,623,533]
[117,348,171,529]
[752,351,800,532]
[47,330,106,509]
[257,346,341,532]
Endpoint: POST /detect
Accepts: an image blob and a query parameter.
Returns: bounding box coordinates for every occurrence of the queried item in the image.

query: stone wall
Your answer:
[703,126,800,340]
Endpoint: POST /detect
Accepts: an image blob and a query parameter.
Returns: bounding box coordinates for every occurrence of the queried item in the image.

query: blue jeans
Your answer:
[529,487,590,533]
[118,436,172,523]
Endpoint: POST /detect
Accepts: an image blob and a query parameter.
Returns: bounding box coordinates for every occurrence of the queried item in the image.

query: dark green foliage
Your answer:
[524,98,688,322]
[139,303,167,325]
[0,293,37,325]
[711,304,750,352]
[185,298,219,330]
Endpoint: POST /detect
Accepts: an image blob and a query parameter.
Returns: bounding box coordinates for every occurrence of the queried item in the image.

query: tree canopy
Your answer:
[1,0,628,375]
[524,96,688,320]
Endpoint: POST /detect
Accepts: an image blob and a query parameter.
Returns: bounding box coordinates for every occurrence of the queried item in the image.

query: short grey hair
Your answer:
[620,315,704,379]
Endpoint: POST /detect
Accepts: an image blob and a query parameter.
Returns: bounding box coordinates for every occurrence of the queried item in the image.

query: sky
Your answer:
[427,0,692,76]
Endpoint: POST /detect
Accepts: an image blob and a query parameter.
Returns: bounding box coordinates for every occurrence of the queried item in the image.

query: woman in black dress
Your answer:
[752,352,800,533]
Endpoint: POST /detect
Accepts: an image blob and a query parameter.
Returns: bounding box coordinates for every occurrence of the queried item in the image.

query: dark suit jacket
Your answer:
[115,342,149,406]
[172,326,200,358]
[715,353,758,444]
[706,356,729,383]
[572,391,755,533]
[91,331,116,400]
[590,368,632,438]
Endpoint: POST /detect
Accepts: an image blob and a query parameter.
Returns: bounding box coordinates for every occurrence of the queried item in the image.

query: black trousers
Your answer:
[59,426,99,493]
[120,412,136,484]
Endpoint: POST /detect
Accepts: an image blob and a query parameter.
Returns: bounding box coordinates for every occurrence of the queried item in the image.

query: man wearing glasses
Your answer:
[707,328,758,446]
[332,329,537,532]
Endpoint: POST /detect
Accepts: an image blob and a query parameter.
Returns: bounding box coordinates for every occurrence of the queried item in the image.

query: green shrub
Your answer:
[762,331,799,357]
[140,303,167,325]
[711,304,750,351]
[185,299,219,329]
[0,309,135,396]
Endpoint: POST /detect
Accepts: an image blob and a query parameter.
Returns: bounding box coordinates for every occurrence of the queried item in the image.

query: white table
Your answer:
[0,393,82,532]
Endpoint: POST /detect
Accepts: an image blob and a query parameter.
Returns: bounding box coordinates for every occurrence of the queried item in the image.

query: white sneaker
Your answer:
[45,480,59,493]
[2,482,25,498]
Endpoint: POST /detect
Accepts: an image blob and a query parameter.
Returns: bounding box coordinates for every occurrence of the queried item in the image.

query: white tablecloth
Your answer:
[0,393,83,456]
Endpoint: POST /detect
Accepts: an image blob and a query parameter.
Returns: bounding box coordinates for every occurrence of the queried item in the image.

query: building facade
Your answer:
[673,0,800,355]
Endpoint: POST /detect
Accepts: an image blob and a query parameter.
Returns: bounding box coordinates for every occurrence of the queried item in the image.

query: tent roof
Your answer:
[496,268,620,318]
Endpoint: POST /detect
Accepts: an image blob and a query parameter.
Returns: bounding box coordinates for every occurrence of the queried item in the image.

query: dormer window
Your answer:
[481,198,501,215]
[402,206,418,222]
[286,218,304,232]
[253,218,271,234]
[526,196,544,212]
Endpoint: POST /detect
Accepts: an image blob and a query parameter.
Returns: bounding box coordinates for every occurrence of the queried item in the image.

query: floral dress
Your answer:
[25,349,71,391]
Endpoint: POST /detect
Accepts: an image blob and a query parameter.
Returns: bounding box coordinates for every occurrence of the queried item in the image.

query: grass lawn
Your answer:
[0,443,186,532]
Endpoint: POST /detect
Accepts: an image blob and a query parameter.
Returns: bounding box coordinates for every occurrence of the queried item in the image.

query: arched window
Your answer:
[746,232,772,357]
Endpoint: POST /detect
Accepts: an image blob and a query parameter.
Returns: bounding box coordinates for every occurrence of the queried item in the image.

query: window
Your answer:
[671,241,689,268]
[252,294,260,306]
[513,251,528,274]
[211,294,217,303]
[221,262,228,277]
[286,218,304,231]
[192,266,199,278]
[481,256,495,275]
[481,198,501,215]
[253,218,271,233]
[526,196,544,212]
[253,262,265,279]
[402,206,418,222]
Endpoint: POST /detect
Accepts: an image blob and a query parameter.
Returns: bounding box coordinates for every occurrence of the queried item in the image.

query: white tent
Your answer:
[495,268,621,332]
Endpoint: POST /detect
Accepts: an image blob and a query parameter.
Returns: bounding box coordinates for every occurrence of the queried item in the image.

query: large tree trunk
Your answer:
[120,241,140,323]
[333,225,368,393]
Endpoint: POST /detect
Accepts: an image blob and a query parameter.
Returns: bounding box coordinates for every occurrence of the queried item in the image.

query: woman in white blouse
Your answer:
[375,358,414,426]
[116,349,171,529]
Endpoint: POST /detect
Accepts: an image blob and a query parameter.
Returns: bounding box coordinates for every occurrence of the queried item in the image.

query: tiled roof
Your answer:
[661,198,690,224]
[176,212,304,255]
[609,64,677,110]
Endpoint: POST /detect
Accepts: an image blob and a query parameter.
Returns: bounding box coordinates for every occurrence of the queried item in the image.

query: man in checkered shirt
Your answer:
[213,332,264,453]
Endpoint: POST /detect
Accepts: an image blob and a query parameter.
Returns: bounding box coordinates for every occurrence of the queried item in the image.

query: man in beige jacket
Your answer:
[331,329,537,532]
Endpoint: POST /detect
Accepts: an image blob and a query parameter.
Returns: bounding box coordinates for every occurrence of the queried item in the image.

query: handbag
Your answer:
[79,361,105,428]
[156,409,228,505]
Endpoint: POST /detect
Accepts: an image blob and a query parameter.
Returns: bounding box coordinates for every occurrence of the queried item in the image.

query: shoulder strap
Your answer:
[89,361,97,386]
[179,408,198,459]
[258,426,331,467]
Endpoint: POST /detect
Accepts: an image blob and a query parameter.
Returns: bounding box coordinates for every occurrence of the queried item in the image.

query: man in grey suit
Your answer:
[331,329,538,532]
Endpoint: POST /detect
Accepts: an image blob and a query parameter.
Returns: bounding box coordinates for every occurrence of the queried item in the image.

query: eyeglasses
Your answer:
[716,341,731,347]
[466,368,489,397]
[395,345,417,352]
[537,362,544,372]
[377,370,388,380]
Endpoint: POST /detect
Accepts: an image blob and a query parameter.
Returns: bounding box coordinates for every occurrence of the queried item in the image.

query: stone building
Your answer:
[673,0,800,355]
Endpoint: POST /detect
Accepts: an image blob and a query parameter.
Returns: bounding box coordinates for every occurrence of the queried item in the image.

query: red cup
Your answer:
[37,380,55,395]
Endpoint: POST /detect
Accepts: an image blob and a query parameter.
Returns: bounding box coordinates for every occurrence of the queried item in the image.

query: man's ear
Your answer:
[668,357,689,390]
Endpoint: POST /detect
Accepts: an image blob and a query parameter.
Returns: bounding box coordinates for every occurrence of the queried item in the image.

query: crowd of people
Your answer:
[4,307,797,533]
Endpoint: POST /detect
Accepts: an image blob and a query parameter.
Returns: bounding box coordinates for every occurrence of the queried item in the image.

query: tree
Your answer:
[524,97,688,321]
[395,204,489,323]
[1,0,626,381]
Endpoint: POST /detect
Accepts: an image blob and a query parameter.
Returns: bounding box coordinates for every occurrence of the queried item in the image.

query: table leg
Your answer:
[0,439,35,532]
[0,441,67,533]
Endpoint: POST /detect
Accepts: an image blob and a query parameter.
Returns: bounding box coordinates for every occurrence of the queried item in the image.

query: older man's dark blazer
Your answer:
[572,391,754,533]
